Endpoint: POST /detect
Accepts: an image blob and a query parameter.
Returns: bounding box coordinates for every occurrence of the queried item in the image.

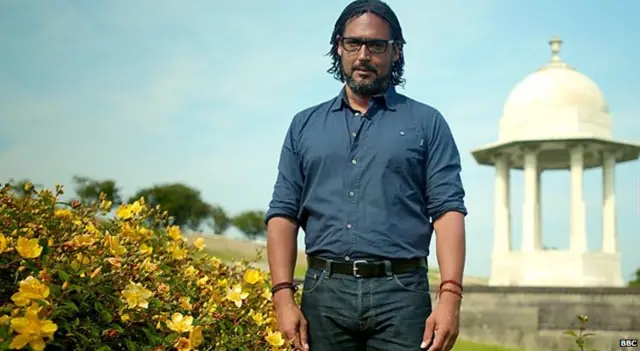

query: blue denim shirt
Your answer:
[265,86,467,260]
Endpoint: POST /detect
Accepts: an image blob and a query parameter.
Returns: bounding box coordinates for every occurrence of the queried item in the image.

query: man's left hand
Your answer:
[421,293,461,351]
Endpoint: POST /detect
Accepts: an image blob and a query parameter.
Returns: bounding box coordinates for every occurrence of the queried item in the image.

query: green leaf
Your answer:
[101,309,113,322]
[125,339,138,351]
[96,346,113,351]
[57,269,70,281]
[564,330,578,337]
[63,300,80,313]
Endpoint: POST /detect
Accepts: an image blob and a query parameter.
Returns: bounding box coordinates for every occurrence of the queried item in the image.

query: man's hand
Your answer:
[421,293,461,351]
[274,291,309,350]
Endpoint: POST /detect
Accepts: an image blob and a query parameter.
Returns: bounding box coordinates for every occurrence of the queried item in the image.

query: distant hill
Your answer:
[186,234,488,285]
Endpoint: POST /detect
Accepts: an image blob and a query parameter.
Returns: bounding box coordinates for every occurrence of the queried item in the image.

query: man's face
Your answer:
[338,12,400,96]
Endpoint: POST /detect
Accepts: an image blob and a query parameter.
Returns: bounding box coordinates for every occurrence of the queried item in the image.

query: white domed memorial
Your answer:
[471,36,640,287]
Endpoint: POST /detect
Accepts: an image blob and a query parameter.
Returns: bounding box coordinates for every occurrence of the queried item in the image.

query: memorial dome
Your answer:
[498,36,612,142]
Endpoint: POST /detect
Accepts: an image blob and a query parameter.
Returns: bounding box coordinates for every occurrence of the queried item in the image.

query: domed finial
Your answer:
[549,35,562,62]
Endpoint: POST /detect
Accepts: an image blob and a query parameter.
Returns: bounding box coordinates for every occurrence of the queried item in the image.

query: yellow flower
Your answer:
[11,276,50,307]
[189,326,204,348]
[169,243,187,260]
[217,278,229,288]
[165,313,193,334]
[0,234,7,253]
[16,237,42,259]
[54,208,73,219]
[265,328,285,347]
[179,296,192,310]
[250,310,265,326]
[196,276,209,287]
[121,281,153,309]
[174,337,192,351]
[104,235,126,256]
[71,234,95,247]
[225,284,249,308]
[140,258,158,272]
[167,225,182,241]
[138,227,153,239]
[243,269,263,285]
[100,200,112,212]
[184,266,198,277]
[0,315,10,325]
[116,205,132,219]
[23,182,34,192]
[193,237,205,251]
[9,304,58,351]
[139,243,153,255]
[70,253,92,270]
[84,222,100,236]
[210,257,223,268]
[261,287,272,301]
[121,314,130,323]
[115,201,143,220]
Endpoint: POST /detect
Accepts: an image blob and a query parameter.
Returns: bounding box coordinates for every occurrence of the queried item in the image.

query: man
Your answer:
[265,1,467,350]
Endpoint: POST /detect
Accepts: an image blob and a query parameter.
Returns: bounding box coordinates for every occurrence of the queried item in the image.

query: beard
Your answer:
[342,62,391,96]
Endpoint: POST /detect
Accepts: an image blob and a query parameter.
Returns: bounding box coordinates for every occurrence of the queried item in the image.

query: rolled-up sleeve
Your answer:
[265,117,304,224]
[424,110,468,220]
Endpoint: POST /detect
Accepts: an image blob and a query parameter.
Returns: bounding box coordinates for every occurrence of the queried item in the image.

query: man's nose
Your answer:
[356,44,371,61]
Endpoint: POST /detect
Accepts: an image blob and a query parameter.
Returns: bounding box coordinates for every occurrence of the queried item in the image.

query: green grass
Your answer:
[452,340,525,351]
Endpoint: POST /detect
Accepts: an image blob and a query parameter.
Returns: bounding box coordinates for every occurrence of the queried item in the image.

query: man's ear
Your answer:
[392,44,400,62]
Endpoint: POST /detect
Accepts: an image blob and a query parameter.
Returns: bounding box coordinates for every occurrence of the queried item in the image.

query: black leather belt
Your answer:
[307,256,426,278]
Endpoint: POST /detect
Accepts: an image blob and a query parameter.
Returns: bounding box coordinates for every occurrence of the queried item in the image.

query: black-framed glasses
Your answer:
[340,37,394,54]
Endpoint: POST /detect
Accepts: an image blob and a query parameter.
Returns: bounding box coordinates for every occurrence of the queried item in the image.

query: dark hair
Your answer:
[326,0,407,87]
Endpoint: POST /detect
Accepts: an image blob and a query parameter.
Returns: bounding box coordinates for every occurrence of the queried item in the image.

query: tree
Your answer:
[232,210,267,240]
[6,179,41,198]
[629,267,640,287]
[129,183,210,231]
[72,175,122,206]
[211,205,231,235]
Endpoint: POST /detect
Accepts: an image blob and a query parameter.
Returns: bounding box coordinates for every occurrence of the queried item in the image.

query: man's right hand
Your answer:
[273,291,309,350]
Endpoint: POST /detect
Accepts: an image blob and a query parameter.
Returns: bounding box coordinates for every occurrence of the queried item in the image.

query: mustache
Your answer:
[352,63,376,73]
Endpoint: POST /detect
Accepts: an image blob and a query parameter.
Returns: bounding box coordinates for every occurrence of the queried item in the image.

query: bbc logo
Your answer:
[620,339,638,348]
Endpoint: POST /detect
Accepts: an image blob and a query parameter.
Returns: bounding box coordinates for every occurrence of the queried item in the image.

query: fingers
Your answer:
[426,329,447,351]
[443,331,459,351]
[283,327,300,349]
[299,317,309,350]
[421,317,435,349]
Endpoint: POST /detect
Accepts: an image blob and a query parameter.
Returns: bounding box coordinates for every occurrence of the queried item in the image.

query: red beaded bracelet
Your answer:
[438,287,463,300]
[439,279,463,291]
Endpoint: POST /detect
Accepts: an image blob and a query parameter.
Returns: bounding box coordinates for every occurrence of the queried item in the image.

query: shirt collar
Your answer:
[330,84,398,112]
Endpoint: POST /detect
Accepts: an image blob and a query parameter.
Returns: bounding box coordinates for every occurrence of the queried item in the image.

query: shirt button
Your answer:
[346,223,352,229]
[354,112,360,117]
[345,256,350,261]
[348,191,354,197]
[351,132,356,137]
[351,159,357,165]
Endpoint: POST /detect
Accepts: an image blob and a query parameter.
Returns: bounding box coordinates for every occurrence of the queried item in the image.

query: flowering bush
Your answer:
[0,182,296,351]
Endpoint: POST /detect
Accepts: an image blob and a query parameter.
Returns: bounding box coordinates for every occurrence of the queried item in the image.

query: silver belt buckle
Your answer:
[352,260,367,278]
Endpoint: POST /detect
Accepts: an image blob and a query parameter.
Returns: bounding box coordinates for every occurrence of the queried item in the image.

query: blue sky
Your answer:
[1,0,638,281]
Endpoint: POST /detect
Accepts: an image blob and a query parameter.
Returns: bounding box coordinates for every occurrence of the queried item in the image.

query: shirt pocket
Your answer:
[379,127,424,173]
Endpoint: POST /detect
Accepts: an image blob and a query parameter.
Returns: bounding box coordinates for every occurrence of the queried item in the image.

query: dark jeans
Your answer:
[300,264,433,351]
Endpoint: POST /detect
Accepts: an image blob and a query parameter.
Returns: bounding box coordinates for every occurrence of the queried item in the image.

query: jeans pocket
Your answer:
[302,268,324,294]
[392,269,430,294]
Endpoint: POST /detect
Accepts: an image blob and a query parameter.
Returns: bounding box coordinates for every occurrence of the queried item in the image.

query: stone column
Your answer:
[536,168,543,250]
[521,147,540,252]
[493,153,511,253]
[602,151,617,253]
[569,144,587,252]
